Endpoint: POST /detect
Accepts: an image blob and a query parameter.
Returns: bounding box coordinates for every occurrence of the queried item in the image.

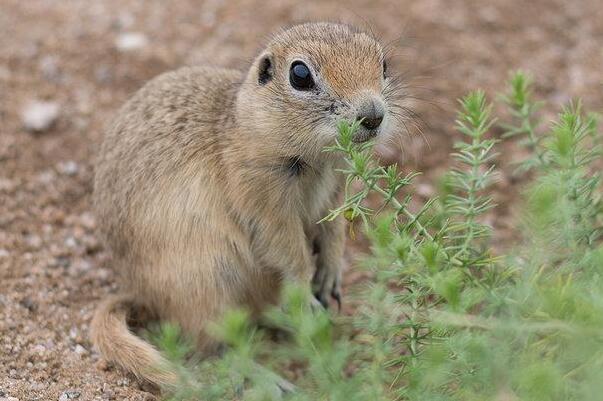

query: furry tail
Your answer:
[91,294,178,387]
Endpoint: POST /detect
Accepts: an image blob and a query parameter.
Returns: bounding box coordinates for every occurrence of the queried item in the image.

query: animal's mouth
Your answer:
[352,129,378,143]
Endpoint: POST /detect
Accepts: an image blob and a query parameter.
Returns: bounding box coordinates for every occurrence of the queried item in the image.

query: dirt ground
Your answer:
[1,0,602,400]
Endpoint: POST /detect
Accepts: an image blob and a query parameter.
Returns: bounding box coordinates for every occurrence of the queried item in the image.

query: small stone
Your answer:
[57,161,79,176]
[82,235,100,253]
[79,212,96,230]
[59,390,81,401]
[94,268,111,282]
[52,256,71,269]
[101,383,114,400]
[0,249,9,258]
[416,183,435,198]
[21,100,60,132]
[74,344,87,355]
[37,170,56,184]
[116,378,130,386]
[71,260,93,276]
[39,55,60,81]
[0,178,16,192]
[31,382,47,391]
[69,327,78,340]
[33,344,46,355]
[24,234,42,249]
[115,32,148,52]
[64,236,78,249]
[19,297,38,312]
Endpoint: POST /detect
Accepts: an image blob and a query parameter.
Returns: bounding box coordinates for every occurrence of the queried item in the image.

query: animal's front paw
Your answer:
[310,294,327,313]
[280,286,327,315]
[312,264,342,311]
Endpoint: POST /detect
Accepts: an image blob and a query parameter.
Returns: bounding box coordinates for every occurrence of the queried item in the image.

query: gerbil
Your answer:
[91,22,402,386]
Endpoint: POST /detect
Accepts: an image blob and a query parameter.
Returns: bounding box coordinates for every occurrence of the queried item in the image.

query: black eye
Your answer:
[383,60,387,78]
[289,61,315,91]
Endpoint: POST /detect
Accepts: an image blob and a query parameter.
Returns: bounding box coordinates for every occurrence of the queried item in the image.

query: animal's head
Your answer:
[237,22,407,164]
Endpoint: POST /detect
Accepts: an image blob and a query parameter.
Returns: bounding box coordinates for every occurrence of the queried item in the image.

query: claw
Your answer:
[311,295,327,312]
[331,288,342,312]
[314,292,329,309]
[275,377,296,394]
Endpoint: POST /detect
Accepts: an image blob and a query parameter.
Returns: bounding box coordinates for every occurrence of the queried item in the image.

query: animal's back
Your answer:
[94,66,242,259]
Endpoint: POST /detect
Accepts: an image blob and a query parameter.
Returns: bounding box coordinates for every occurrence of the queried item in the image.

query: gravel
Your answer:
[20,101,60,133]
[115,32,148,52]
[59,390,81,401]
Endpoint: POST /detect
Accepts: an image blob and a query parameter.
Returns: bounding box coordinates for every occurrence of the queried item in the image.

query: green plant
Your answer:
[155,71,603,401]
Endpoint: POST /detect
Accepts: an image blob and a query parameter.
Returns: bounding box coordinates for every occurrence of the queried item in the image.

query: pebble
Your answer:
[19,297,38,312]
[416,183,436,198]
[0,249,9,258]
[0,397,20,401]
[69,327,78,340]
[57,161,80,176]
[74,344,87,355]
[31,382,47,391]
[116,378,130,386]
[64,236,78,249]
[51,256,71,269]
[24,234,42,249]
[21,100,60,132]
[33,344,46,355]
[39,55,61,81]
[59,390,81,401]
[0,178,16,192]
[115,32,148,52]
[101,383,114,400]
[82,235,101,253]
[37,170,56,184]
[79,212,96,230]
[71,260,92,277]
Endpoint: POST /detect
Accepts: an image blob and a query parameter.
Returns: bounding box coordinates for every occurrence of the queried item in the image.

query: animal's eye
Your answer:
[383,60,387,78]
[289,61,315,91]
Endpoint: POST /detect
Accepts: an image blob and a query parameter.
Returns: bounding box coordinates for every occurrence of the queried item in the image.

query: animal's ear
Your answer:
[257,53,274,85]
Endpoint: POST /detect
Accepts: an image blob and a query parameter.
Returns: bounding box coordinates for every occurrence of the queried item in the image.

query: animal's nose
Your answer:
[357,99,384,130]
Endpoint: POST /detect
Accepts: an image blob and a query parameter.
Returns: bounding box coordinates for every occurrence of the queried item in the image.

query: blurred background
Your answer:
[1,0,602,399]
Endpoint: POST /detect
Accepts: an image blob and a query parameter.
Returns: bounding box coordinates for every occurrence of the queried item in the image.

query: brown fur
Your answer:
[91,22,401,387]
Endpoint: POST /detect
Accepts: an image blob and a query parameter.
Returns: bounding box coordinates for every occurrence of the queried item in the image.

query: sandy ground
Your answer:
[1,0,602,399]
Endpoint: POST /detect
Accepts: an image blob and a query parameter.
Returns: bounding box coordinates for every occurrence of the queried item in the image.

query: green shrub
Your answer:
[155,71,603,401]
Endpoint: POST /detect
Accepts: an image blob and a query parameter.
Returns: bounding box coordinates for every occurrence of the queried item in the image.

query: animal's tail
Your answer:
[91,294,178,387]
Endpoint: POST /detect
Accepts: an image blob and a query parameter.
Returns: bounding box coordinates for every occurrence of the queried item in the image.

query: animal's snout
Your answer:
[357,99,384,130]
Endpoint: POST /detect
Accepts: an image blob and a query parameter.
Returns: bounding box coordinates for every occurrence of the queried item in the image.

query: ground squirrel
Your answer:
[91,22,403,386]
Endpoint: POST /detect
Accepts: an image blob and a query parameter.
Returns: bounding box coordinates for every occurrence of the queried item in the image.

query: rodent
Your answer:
[91,22,402,387]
